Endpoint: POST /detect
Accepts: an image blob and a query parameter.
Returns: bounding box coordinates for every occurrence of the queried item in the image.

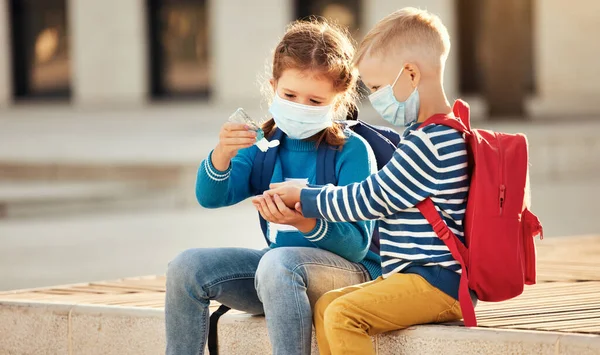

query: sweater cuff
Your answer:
[302,219,330,242]
[204,150,231,182]
[300,187,324,218]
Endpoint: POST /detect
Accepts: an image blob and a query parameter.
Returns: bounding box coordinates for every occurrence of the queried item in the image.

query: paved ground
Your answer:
[1,175,599,292]
[0,104,250,164]
[2,103,600,168]
[0,104,599,291]
[0,201,263,291]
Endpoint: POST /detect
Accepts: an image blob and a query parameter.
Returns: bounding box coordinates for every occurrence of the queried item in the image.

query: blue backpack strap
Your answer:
[249,128,285,239]
[346,120,401,170]
[316,142,337,185]
[250,128,284,195]
[337,120,402,256]
[209,130,287,353]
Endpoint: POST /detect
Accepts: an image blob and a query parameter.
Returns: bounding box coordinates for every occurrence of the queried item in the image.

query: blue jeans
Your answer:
[165,247,371,355]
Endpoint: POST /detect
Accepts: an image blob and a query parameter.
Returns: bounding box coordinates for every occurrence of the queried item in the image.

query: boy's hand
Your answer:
[252,194,314,233]
[265,182,303,209]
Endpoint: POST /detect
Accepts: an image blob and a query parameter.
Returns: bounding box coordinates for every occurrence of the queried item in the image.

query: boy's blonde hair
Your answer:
[355,8,450,71]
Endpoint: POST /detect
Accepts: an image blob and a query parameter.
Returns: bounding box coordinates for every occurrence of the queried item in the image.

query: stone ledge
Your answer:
[0,301,165,355]
[2,300,599,355]
[218,313,600,355]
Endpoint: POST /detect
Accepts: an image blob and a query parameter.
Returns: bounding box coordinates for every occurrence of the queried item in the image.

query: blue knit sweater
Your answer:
[196,132,382,279]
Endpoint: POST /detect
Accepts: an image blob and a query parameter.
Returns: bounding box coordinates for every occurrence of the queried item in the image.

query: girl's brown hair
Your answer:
[263,19,359,148]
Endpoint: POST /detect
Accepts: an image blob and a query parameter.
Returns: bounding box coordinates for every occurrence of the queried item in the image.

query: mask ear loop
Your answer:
[391,66,405,88]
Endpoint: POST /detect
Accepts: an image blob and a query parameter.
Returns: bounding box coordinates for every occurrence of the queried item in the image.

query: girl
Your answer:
[165,20,381,355]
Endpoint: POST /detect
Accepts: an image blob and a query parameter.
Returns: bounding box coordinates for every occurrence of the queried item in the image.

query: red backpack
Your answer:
[416,99,543,327]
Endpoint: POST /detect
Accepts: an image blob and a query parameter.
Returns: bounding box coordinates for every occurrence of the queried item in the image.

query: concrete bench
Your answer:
[1,292,599,355]
[217,314,600,354]
[2,236,600,354]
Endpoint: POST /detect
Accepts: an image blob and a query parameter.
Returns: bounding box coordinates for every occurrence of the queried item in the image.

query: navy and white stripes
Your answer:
[301,123,469,280]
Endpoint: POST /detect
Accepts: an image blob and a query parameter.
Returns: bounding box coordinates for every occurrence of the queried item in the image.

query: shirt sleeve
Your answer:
[195,147,256,208]
[300,126,468,221]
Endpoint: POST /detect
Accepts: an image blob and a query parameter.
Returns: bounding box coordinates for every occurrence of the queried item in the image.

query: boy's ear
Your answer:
[269,79,276,91]
[405,63,421,88]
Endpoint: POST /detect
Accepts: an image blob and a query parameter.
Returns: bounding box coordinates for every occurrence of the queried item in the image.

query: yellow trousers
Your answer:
[314,273,462,355]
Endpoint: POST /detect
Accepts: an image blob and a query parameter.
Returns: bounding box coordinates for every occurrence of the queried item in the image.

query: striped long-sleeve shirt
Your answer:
[300,122,469,300]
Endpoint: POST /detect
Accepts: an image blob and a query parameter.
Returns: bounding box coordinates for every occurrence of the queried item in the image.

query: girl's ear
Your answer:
[269,79,276,92]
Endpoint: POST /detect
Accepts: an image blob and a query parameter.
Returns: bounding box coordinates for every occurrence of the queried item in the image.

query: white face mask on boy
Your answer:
[368,67,420,127]
[268,92,334,140]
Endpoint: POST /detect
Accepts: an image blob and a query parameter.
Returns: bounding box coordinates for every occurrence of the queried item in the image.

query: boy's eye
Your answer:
[371,86,380,92]
[310,99,322,104]
[284,93,295,98]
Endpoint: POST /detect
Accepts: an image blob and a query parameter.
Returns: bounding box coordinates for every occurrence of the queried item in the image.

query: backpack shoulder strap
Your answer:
[330,121,384,256]
[317,142,337,185]
[354,120,402,147]
[338,120,401,171]
[419,114,468,133]
[416,99,477,326]
[249,127,284,239]
[250,128,284,194]
[417,198,476,327]
[209,129,287,354]
[453,99,471,131]
[418,100,471,133]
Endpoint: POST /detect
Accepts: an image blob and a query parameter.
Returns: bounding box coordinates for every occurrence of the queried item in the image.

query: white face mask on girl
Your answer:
[268,92,334,140]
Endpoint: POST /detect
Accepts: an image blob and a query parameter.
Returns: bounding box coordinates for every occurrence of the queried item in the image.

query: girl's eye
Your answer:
[371,86,380,92]
[310,99,322,104]
[284,93,295,98]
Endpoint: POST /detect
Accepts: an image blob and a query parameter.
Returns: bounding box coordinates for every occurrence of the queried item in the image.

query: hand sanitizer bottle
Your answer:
[228,108,279,152]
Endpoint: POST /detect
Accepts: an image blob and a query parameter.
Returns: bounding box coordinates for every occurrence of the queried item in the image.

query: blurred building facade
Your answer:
[0,0,599,118]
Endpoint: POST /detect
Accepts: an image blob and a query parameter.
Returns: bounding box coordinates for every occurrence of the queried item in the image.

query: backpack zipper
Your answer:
[499,185,506,214]
[497,133,505,215]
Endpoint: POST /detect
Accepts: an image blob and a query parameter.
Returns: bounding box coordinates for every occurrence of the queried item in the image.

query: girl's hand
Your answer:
[211,123,257,171]
[252,194,316,233]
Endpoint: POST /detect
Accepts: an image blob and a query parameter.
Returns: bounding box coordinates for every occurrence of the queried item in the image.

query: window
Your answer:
[295,0,361,35]
[295,1,365,96]
[457,0,534,116]
[9,0,71,99]
[148,0,210,98]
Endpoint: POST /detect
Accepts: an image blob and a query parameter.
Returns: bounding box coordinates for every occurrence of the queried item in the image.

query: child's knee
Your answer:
[315,291,341,319]
[315,293,333,317]
[322,297,354,330]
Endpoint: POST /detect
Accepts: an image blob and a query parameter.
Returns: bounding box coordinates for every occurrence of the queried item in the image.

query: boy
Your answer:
[259,8,469,355]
